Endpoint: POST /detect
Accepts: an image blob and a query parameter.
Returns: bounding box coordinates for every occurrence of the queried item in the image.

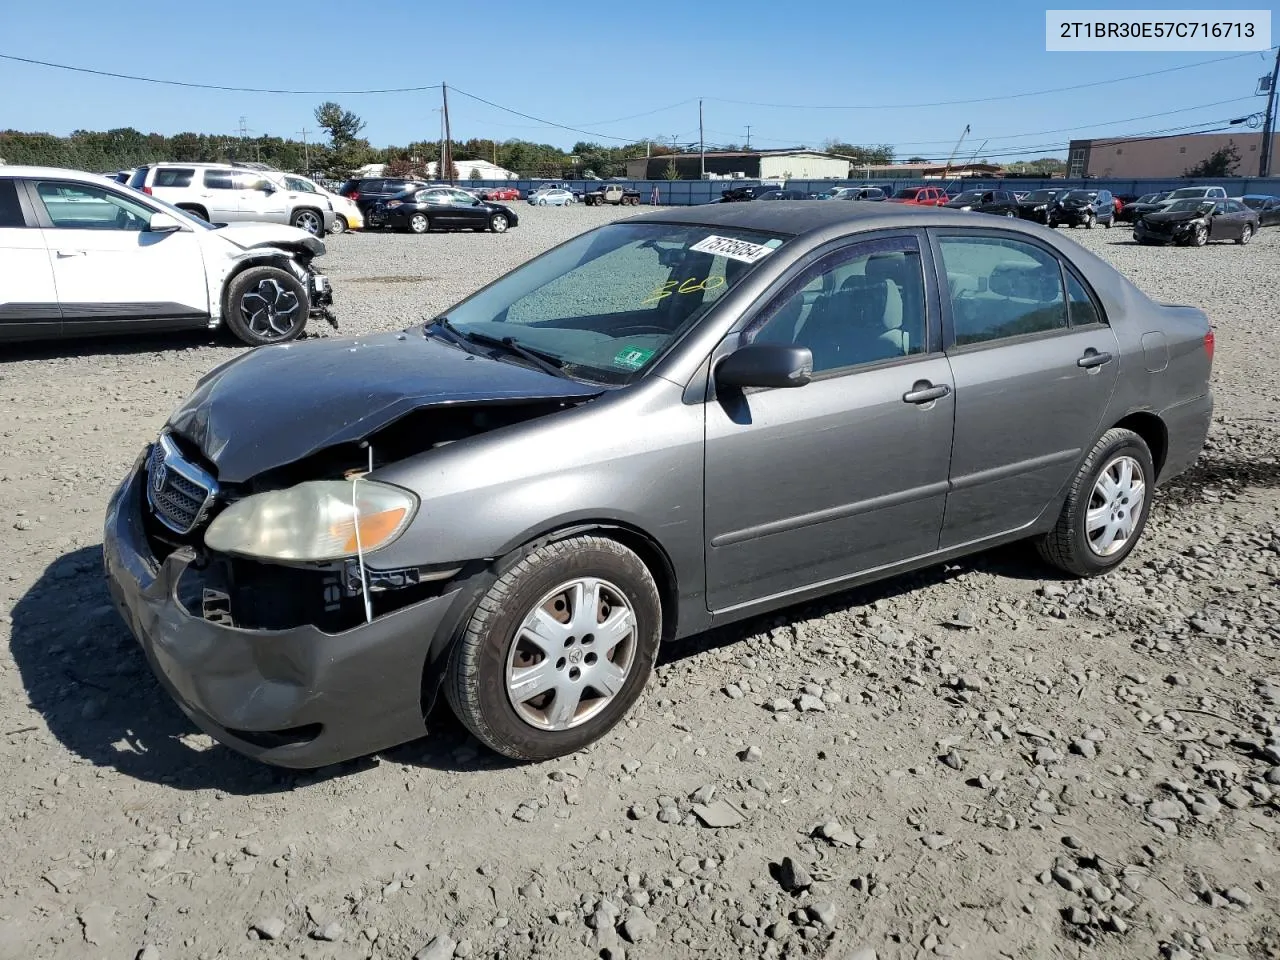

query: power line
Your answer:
[0,52,444,95]
[900,121,1235,162]
[704,48,1274,110]
[447,85,638,142]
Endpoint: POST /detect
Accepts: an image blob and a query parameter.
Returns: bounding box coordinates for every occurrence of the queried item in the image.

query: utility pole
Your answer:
[1259,45,1280,177]
[434,108,444,179]
[699,99,705,180]
[441,82,454,184]
[298,127,310,173]
[745,125,751,150]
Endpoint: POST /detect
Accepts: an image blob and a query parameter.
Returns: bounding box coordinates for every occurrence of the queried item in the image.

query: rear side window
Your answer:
[1066,272,1103,328]
[939,235,1068,346]
[362,179,385,193]
[154,168,194,188]
[127,167,150,189]
[204,170,235,189]
[0,180,25,227]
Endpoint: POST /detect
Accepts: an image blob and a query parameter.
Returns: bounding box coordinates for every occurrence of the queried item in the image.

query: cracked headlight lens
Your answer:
[205,480,417,562]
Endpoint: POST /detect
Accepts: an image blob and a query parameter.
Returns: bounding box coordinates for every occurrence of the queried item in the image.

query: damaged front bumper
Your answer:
[307,268,339,331]
[103,452,461,769]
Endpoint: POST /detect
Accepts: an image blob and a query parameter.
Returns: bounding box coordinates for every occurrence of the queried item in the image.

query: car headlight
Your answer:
[1035,204,1046,210]
[959,205,972,211]
[204,480,418,562]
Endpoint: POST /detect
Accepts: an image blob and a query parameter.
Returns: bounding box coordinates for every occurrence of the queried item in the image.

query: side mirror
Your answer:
[148,211,184,233]
[716,342,813,389]
[259,182,276,193]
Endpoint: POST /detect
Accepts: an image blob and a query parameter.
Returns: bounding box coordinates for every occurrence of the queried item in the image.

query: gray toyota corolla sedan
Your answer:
[104,202,1214,768]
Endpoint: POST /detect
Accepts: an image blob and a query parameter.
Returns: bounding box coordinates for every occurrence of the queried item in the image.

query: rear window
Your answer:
[0,180,25,227]
[127,167,150,189]
[154,168,194,188]
[893,188,922,199]
[203,169,235,190]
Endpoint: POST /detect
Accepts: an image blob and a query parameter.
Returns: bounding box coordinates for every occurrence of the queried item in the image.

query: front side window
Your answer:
[750,237,927,374]
[284,176,316,193]
[35,181,153,231]
[443,222,788,384]
[938,235,1067,346]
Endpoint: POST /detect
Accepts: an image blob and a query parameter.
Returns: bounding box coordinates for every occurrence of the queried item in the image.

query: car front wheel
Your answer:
[224,266,309,346]
[292,208,324,235]
[445,535,662,761]
[1036,427,1154,577]
[490,213,509,232]
[1237,224,1253,245]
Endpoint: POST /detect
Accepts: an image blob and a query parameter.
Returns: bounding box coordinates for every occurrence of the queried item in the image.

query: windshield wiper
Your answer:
[461,329,567,378]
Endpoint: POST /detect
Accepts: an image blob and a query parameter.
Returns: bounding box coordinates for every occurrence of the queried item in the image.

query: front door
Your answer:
[198,169,240,223]
[0,179,61,340]
[234,172,287,225]
[704,234,954,612]
[27,178,210,336]
[932,230,1121,549]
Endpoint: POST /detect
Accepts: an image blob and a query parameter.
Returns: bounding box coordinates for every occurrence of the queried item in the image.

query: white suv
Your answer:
[127,163,336,236]
[1156,185,1228,210]
[0,166,335,346]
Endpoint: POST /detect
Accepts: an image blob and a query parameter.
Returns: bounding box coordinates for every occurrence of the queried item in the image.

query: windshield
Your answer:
[1165,199,1214,214]
[1063,190,1096,201]
[1241,196,1266,209]
[892,188,922,199]
[439,221,789,384]
[1025,190,1058,202]
[1167,188,1208,200]
[952,191,984,204]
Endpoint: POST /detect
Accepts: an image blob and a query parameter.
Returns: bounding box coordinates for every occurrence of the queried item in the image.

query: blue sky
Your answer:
[1,0,1274,160]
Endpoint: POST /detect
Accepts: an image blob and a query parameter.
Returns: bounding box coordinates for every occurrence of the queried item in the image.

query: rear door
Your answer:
[26,178,210,336]
[0,179,61,340]
[931,228,1121,549]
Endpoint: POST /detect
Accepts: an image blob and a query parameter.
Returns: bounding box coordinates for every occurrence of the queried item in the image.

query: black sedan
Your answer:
[1134,198,1259,246]
[1118,192,1170,223]
[755,189,813,201]
[1015,188,1063,223]
[373,187,519,234]
[1240,194,1280,227]
[944,188,1019,217]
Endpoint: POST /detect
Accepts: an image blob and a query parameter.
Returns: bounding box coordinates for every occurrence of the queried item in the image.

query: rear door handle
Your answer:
[1077,349,1113,369]
[903,381,952,404]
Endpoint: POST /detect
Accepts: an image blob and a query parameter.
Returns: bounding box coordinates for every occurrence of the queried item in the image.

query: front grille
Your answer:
[146,434,217,535]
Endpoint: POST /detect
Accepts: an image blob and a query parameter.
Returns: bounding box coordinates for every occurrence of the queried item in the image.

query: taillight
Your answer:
[142,186,153,195]
[348,191,359,200]
[1204,329,1215,363]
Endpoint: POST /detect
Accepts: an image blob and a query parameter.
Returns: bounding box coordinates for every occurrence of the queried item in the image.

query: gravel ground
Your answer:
[1,206,1279,960]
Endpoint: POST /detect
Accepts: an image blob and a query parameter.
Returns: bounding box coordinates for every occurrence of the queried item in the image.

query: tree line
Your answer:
[0,101,925,180]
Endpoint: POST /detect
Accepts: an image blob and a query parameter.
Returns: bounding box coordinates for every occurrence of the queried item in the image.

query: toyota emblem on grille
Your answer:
[151,461,167,494]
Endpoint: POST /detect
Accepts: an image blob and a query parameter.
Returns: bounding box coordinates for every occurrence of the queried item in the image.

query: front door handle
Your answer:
[56,250,86,257]
[1077,349,1113,369]
[903,381,952,404]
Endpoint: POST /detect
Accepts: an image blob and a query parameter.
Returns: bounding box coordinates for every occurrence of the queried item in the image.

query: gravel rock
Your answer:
[253,918,286,941]
[414,933,457,960]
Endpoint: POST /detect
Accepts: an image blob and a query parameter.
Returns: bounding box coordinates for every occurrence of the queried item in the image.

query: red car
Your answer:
[482,186,520,201]
[886,186,949,206]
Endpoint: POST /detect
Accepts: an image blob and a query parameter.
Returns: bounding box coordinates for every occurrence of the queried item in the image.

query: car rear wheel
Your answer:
[224,266,308,347]
[1237,224,1253,245]
[490,213,509,233]
[445,535,662,761]
[1036,428,1154,577]
[292,208,324,235]
[408,213,430,234]
[330,215,347,235]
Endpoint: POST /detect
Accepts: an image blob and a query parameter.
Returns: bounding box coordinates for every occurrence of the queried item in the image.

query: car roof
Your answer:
[0,165,123,182]
[624,199,1056,239]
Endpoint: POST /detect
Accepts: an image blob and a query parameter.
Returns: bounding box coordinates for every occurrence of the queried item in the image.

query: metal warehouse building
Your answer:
[625,150,852,181]
[1067,132,1280,178]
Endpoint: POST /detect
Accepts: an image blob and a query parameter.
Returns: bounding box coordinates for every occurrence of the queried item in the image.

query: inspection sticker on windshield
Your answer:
[613,347,655,370]
[689,235,777,264]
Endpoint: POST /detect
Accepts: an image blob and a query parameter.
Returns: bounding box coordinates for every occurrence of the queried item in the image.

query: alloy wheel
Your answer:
[293,210,322,234]
[1086,455,1145,558]
[491,214,508,232]
[239,278,301,340]
[410,213,429,233]
[505,577,637,731]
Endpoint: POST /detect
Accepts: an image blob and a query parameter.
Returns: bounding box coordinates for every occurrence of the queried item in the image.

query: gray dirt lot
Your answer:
[1,205,1279,960]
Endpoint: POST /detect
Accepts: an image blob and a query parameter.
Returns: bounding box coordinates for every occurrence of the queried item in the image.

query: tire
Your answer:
[1005,210,1016,218]
[445,535,662,761]
[1191,223,1208,247]
[1103,216,1112,229]
[330,215,347,235]
[489,213,509,233]
[1035,428,1154,578]
[408,212,430,234]
[223,266,309,346]
[1083,212,1095,229]
[1237,224,1253,245]
[291,208,324,236]
[178,205,208,222]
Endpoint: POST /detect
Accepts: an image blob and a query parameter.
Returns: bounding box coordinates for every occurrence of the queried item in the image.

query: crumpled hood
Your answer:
[212,222,326,257]
[168,329,605,483]
[1142,210,1205,224]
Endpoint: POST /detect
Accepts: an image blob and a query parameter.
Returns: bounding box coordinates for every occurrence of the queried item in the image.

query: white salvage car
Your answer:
[0,166,335,347]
